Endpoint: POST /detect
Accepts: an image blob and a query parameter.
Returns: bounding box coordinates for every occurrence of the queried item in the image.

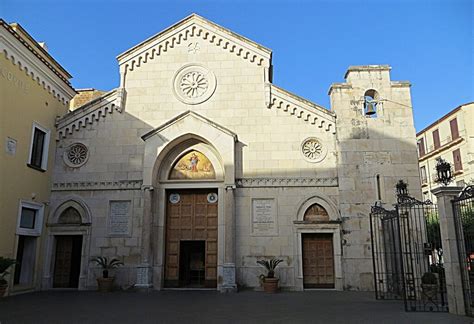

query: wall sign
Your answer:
[251,198,277,236]
[109,201,131,236]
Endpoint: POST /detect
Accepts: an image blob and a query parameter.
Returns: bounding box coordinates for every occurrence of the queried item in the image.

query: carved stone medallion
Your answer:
[63,143,89,167]
[301,137,327,163]
[173,64,216,105]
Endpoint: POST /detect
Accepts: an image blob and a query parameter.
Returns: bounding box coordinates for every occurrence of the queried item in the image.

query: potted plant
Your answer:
[421,272,438,300]
[90,257,123,292]
[0,257,16,297]
[257,258,283,293]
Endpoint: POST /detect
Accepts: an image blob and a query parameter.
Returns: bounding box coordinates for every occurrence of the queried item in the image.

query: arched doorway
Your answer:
[155,141,225,289]
[43,198,91,290]
[294,196,342,290]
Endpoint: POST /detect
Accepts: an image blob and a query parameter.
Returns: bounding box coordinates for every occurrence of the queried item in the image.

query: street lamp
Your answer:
[435,157,454,186]
[396,180,409,199]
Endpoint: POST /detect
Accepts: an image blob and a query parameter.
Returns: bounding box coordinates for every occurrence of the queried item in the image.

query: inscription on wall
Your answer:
[251,198,277,236]
[109,201,131,236]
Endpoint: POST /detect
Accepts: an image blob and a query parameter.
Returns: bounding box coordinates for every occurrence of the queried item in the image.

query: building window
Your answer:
[28,123,50,171]
[453,148,463,171]
[417,138,426,157]
[17,201,44,236]
[420,166,427,184]
[450,118,459,140]
[432,129,440,150]
[375,174,382,200]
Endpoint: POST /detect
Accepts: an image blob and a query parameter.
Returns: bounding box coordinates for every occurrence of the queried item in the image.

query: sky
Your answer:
[1,0,472,131]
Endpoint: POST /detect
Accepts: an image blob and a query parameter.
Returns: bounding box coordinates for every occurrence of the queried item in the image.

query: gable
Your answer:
[117,14,272,73]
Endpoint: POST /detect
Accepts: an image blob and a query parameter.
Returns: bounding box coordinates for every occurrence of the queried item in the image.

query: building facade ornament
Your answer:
[52,180,143,191]
[63,143,89,167]
[301,137,327,163]
[172,64,216,104]
[235,177,338,188]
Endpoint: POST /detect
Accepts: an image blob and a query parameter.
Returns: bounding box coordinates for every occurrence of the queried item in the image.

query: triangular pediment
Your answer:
[141,110,238,141]
[117,14,272,71]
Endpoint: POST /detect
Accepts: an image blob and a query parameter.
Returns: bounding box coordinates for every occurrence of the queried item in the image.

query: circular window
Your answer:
[63,143,89,167]
[301,137,327,163]
[172,64,217,105]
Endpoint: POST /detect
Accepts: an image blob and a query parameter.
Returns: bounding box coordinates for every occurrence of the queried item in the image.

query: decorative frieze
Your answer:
[117,14,271,73]
[236,177,338,188]
[56,88,126,139]
[269,84,336,134]
[52,180,143,191]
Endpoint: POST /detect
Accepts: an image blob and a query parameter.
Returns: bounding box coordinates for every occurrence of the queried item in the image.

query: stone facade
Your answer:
[45,14,420,292]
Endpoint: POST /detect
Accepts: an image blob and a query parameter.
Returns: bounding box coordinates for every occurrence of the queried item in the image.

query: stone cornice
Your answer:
[0,22,76,104]
[117,14,271,73]
[56,89,126,139]
[52,180,143,191]
[268,84,336,134]
[236,177,338,188]
[141,110,238,141]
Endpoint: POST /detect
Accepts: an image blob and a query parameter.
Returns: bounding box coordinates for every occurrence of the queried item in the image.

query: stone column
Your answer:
[221,185,237,292]
[432,186,465,315]
[135,185,154,289]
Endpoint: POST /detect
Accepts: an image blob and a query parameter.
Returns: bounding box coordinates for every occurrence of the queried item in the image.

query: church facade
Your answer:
[43,14,421,292]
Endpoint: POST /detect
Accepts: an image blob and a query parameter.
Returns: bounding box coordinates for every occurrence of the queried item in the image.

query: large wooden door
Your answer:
[302,233,335,288]
[53,235,82,288]
[165,190,218,288]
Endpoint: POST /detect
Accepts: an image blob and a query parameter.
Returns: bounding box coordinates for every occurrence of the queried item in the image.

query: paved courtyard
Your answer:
[0,290,470,324]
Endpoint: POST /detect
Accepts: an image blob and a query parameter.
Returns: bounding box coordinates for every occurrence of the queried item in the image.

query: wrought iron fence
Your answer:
[370,193,447,312]
[452,185,474,316]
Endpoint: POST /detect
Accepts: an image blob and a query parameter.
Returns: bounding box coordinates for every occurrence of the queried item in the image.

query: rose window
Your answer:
[64,143,89,167]
[173,64,217,105]
[301,138,326,163]
[180,72,209,98]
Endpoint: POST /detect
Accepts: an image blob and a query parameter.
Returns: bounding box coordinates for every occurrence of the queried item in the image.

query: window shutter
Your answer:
[432,129,440,149]
[453,148,462,171]
[450,118,459,140]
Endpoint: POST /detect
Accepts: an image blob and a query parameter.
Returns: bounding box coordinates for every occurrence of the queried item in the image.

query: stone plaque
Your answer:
[109,201,131,236]
[5,137,16,156]
[251,198,277,236]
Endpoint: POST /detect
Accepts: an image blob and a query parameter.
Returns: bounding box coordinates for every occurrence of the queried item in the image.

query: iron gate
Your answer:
[453,185,474,316]
[370,195,447,312]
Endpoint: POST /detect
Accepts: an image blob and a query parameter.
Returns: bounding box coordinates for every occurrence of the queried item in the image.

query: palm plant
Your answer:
[0,257,17,286]
[257,258,283,278]
[90,257,123,278]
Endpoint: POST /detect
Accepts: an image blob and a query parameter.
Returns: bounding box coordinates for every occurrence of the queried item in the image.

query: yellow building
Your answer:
[417,102,474,201]
[0,20,75,295]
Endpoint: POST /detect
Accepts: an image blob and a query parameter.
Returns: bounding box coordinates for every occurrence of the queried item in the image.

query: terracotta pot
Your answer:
[421,283,438,299]
[263,277,279,293]
[0,283,8,297]
[97,277,114,292]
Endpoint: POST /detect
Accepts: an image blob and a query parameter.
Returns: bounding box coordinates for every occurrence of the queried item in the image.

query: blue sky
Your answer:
[2,0,472,131]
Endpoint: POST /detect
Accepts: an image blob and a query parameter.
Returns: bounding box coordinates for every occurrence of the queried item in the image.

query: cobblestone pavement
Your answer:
[0,290,471,324]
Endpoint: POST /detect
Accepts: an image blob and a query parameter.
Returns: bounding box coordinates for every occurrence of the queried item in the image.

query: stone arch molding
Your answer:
[296,195,340,222]
[49,196,92,225]
[141,110,237,186]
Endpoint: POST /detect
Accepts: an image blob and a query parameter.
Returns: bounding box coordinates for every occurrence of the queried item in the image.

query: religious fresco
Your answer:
[169,150,216,180]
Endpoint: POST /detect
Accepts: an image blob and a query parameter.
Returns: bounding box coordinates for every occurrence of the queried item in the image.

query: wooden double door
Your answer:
[302,233,335,288]
[165,190,218,288]
[53,235,82,288]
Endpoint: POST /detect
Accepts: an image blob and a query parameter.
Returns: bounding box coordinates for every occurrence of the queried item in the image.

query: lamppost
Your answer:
[434,157,454,186]
[396,179,409,202]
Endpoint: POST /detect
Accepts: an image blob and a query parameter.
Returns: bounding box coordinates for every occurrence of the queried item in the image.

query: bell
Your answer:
[365,100,377,115]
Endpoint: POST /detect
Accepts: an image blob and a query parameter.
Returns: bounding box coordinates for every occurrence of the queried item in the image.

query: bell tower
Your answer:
[329,65,421,290]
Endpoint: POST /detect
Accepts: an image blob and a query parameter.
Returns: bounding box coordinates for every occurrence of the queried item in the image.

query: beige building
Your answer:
[44,14,420,292]
[417,102,474,202]
[0,20,75,295]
